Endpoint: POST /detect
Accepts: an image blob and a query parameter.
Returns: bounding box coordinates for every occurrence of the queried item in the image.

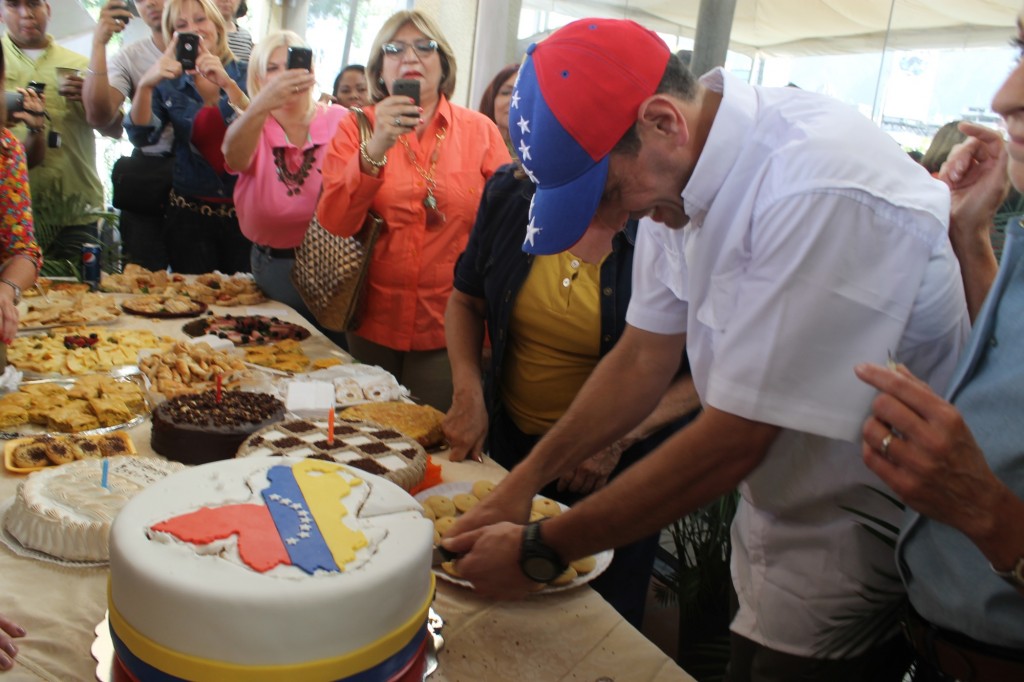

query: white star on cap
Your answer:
[524,215,541,247]
[510,90,520,109]
[518,140,531,162]
[516,115,530,135]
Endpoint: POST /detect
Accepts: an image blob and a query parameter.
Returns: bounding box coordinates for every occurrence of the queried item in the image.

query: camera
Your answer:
[286,47,312,71]
[4,91,24,115]
[176,32,200,71]
[27,81,45,95]
[391,78,420,106]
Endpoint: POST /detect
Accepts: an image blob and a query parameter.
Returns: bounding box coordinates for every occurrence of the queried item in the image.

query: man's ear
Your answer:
[638,95,689,148]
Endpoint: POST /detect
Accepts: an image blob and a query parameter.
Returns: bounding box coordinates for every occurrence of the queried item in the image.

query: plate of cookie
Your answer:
[4,432,137,473]
[121,295,207,318]
[414,481,613,593]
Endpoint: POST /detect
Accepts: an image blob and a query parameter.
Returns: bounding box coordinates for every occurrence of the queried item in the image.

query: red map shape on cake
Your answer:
[151,504,291,572]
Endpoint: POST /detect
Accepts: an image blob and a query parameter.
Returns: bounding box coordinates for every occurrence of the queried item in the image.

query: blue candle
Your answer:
[101,459,109,489]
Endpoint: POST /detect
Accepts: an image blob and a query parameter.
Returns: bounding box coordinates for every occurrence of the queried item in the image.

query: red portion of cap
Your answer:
[532,19,670,161]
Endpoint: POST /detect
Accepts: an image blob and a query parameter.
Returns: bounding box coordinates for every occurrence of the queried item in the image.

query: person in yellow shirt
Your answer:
[1,0,121,229]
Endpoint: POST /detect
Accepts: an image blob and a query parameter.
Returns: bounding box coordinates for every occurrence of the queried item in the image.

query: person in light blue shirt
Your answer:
[855,8,1024,679]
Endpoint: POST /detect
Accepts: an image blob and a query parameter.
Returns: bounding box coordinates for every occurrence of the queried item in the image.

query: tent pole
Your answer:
[870,0,898,124]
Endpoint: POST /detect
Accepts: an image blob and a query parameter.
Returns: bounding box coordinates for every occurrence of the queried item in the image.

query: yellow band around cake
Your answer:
[108,574,435,681]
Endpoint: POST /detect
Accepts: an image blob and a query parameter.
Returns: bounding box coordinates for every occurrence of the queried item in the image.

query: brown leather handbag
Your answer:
[291,108,383,332]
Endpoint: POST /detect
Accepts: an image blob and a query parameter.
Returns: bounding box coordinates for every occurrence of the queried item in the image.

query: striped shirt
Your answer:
[227,28,252,63]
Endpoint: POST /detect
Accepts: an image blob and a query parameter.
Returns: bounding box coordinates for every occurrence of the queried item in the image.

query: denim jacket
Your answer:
[124,61,247,200]
[452,164,642,419]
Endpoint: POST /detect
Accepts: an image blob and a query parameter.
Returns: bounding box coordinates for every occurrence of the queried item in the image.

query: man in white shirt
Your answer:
[83,0,170,270]
[444,18,970,680]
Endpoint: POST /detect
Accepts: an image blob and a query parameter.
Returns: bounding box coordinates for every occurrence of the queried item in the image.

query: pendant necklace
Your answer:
[398,127,447,225]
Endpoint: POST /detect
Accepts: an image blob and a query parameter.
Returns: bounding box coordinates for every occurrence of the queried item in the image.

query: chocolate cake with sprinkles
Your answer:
[236,417,427,491]
[151,390,285,464]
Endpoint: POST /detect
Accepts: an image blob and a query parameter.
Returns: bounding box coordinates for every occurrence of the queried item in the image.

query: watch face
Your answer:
[522,554,561,583]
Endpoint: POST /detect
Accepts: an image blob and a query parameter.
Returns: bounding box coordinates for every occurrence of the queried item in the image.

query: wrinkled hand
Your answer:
[442,391,487,462]
[249,69,316,115]
[193,45,234,95]
[94,0,133,44]
[58,74,85,102]
[0,293,20,345]
[365,94,421,155]
[442,521,537,599]
[140,37,183,90]
[855,362,1003,539]
[556,442,622,494]
[938,122,1010,242]
[0,613,25,671]
[10,88,44,131]
[445,479,534,540]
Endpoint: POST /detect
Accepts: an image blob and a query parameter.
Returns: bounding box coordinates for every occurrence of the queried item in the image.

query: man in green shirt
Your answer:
[1,0,121,227]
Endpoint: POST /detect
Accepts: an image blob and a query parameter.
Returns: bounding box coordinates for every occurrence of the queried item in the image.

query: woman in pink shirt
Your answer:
[223,30,348,333]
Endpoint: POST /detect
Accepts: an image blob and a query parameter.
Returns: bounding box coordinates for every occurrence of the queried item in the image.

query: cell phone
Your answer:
[286,47,313,71]
[4,91,24,115]
[392,78,420,106]
[122,0,140,16]
[176,32,200,71]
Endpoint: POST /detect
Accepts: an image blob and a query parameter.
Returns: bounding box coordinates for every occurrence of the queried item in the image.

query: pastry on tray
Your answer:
[337,401,446,448]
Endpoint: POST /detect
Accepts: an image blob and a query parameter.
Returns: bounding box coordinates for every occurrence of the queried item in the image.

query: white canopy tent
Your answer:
[522,0,1020,57]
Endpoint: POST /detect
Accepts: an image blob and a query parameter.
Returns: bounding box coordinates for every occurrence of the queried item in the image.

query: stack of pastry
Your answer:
[0,376,147,433]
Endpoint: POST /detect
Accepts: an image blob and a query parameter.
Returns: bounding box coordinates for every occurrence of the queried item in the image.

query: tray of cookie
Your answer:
[7,326,176,377]
[17,291,122,331]
[4,431,137,473]
[0,372,152,442]
[415,481,614,593]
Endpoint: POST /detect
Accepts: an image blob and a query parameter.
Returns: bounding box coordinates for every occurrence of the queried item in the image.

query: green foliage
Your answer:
[653,491,739,681]
[32,187,119,278]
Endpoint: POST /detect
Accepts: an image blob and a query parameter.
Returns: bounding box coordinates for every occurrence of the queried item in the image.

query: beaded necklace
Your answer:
[272,144,321,196]
[398,127,447,225]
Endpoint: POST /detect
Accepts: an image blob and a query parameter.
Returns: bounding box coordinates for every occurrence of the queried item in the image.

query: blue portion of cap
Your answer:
[523,156,608,255]
[511,49,606,255]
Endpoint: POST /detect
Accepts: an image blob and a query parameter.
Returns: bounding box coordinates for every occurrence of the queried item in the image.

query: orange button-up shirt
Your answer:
[318,97,510,350]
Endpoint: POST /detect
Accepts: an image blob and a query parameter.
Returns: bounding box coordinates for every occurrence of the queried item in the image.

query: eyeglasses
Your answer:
[382,39,439,58]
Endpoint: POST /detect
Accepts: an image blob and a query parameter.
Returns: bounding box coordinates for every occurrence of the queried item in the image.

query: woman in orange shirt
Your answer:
[318,10,509,411]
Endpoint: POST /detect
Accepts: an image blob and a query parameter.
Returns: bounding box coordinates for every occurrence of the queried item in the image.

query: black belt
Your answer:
[903,606,1024,681]
[254,244,297,259]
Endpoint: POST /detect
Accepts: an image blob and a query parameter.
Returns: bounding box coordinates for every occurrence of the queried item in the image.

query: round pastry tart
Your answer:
[182,314,311,346]
[237,417,427,492]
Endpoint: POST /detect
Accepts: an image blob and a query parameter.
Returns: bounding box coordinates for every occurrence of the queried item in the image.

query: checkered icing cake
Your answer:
[236,418,427,491]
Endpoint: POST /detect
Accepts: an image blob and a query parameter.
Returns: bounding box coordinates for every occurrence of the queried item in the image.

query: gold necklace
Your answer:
[398,128,447,225]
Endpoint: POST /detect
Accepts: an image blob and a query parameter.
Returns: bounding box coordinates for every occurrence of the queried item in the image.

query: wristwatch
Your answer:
[519,521,567,583]
[991,557,1024,589]
[0,278,21,305]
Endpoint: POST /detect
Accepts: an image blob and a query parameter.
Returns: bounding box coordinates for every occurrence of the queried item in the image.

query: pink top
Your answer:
[230,103,349,248]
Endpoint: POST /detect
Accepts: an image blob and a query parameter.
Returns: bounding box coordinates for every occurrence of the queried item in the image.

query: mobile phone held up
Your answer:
[176,32,200,71]
[391,78,420,106]
[286,47,313,71]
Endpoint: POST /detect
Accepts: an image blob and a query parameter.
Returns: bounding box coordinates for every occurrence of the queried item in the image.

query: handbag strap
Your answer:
[350,107,373,145]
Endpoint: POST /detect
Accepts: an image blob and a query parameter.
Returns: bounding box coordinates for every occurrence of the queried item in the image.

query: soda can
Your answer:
[81,243,102,290]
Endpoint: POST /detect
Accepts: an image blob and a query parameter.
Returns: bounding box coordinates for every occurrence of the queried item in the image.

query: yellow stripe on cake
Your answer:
[292,459,368,567]
[108,574,435,681]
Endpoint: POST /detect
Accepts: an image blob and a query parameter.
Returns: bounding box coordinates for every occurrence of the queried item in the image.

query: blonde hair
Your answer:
[162,0,235,66]
[247,30,311,97]
[366,10,456,103]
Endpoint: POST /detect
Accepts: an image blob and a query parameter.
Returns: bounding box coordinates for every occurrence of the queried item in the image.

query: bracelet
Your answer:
[359,141,387,169]
[26,125,44,134]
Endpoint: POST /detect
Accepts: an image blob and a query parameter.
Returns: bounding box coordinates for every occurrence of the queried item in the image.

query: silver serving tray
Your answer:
[0,367,152,440]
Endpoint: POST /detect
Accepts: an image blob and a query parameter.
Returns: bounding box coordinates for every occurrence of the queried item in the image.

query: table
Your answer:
[0,298,694,682]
